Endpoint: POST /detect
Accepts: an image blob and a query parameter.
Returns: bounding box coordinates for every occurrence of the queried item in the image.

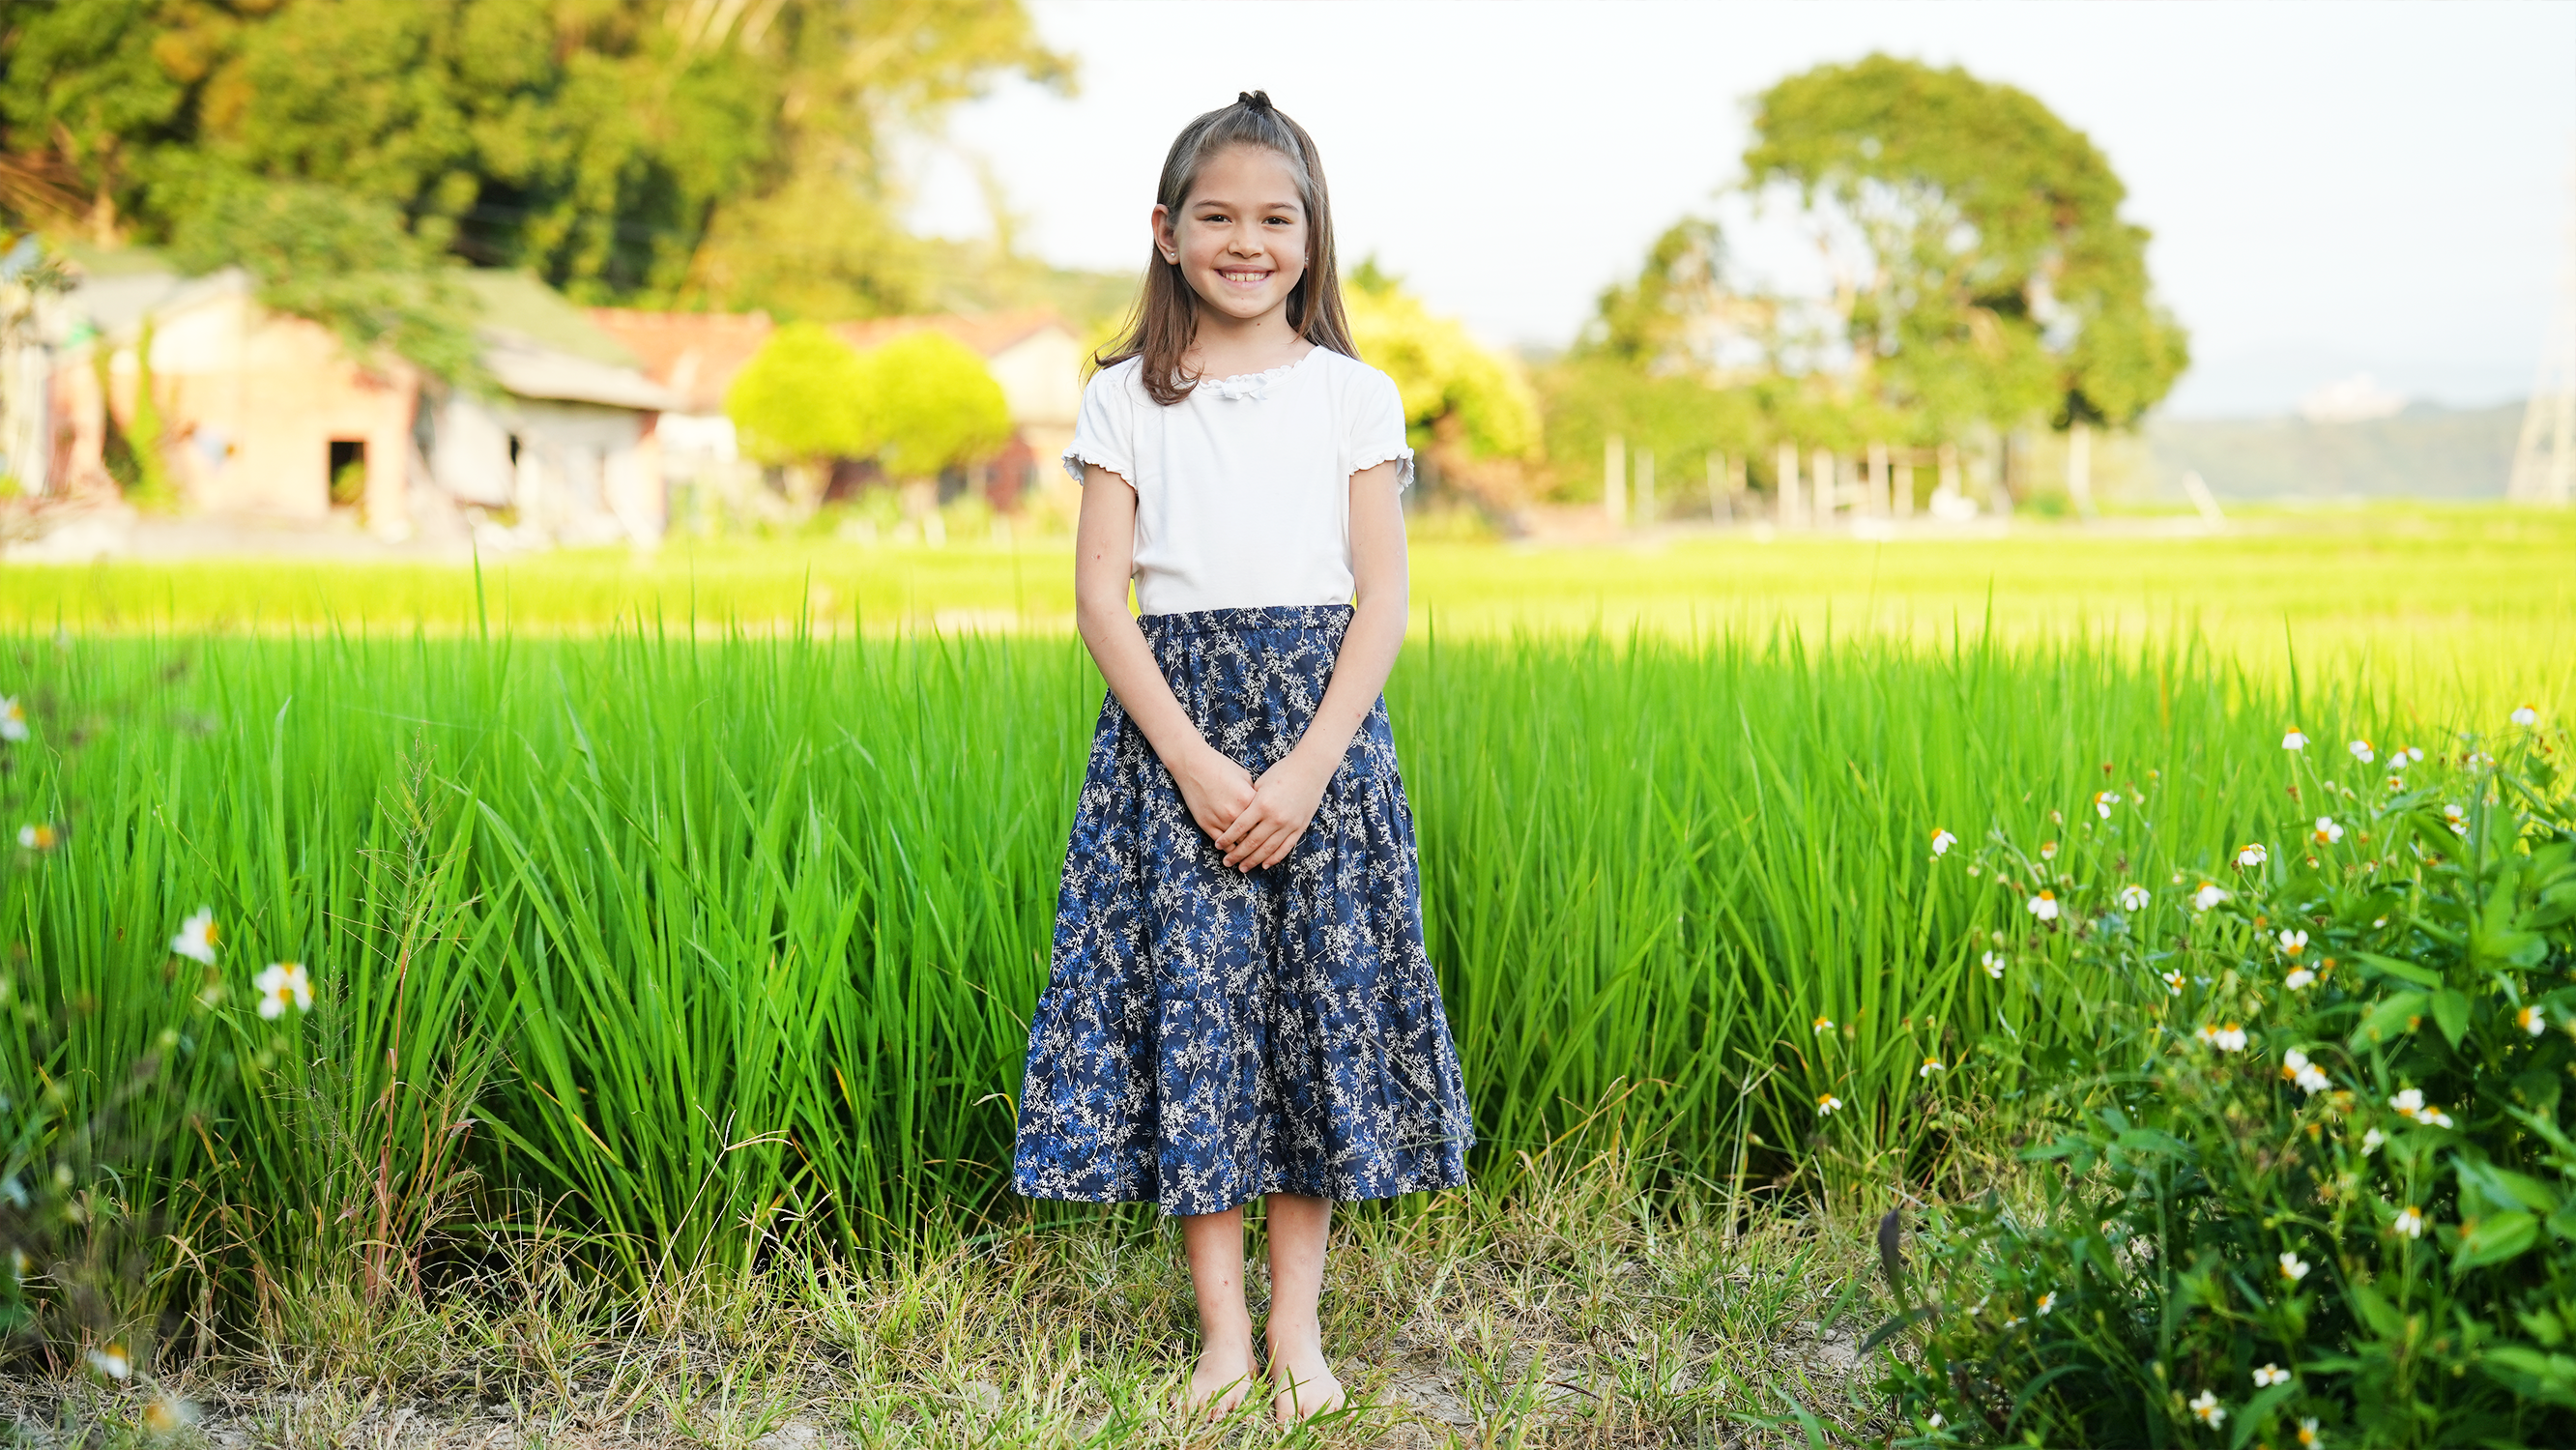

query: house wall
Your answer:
[91,291,417,528]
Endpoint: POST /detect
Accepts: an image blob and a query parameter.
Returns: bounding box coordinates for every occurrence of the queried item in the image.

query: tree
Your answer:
[0,1,1067,319]
[858,331,1010,483]
[1743,54,2188,436]
[1346,262,1540,509]
[725,322,875,478]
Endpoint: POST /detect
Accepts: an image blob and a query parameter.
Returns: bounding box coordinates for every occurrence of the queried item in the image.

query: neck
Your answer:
[1186,300,1313,379]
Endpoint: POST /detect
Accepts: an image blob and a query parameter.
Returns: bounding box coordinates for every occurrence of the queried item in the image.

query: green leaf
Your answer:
[2454,1209,2539,1269]
[2352,990,2429,1049]
[2432,988,2472,1049]
[2354,952,2442,988]
[2348,1282,2406,1339]
[2228,1380,2300,1450]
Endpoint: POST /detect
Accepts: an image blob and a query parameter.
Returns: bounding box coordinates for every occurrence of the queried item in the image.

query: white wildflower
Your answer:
[1983,950,2006,979]
[2278,1250,2311,1282]
[253,963,313,1020]
[2391,1205,2426,1239]
[2192,882,2228,912]
[0,697,25,742]
[1816,1093,1843,1116]
[2278,928,2309,956]
[1920,1057,1945,1079]
[2348,739,2375,764]
[2237,843,2269,868]
[2253,1363,2291,1388]
[2312,816,2344,845]
[2118,884,2150,912]
[2511,705,2539,727]
[2190,1389,2226,1427]
[2282,729,2307,751]
[2520,1005,2549,1038]
[2027,890,2060,921]
[1930,827,1957,856]
[170,908,218,965]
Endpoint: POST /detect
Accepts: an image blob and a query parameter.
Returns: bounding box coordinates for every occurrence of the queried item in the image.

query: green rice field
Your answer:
[0,506,2567,1319]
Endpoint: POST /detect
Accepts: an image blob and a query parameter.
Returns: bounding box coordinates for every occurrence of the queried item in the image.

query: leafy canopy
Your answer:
[725,323,874,469]
[862,331,1011,480]
[0,0,1065,320]
[1743,54,2187,431]
[1346,262,1539,463]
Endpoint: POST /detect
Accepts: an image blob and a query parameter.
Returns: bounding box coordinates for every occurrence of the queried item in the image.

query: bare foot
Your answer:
[1187,1340,1259,1421]
[1267,1339,1346,1424]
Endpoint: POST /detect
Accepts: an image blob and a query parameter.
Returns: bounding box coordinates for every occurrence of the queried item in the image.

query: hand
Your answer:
[1215,748,1333,872]
[1172,745,1257,845]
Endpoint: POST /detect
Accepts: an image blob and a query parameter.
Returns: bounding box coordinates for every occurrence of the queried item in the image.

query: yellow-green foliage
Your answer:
[863,331,1011,480]
[724,322,873,468]
[1347,266,1540,461]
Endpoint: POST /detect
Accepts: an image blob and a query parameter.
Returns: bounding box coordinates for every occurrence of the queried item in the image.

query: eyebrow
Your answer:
[1191,197,1303,214]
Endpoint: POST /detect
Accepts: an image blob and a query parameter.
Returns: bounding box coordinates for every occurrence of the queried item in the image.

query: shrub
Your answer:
[1877,713,2576,1446]
[858,330,1010,482]
[725,322,876,469]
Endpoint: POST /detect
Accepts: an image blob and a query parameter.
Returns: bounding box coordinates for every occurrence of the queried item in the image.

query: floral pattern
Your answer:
[1013,604,1473,1216]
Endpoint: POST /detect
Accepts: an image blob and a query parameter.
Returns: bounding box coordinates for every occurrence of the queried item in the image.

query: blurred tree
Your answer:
[725,322,875,481]
[1743,53,2188,435]
[0,0,1067,319]
[166,176,483,383]
[1346,261,1540,510]
[859,330,1010,482]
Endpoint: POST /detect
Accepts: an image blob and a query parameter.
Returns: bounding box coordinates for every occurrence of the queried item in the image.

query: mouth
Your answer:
[1215,267,1272,286]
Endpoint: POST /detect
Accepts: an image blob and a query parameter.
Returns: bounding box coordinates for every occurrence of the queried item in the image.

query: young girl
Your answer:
[1012,92,1473,1424]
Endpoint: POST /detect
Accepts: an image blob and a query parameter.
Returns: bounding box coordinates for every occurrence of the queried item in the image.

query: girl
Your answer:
[1012,92,1473,1425]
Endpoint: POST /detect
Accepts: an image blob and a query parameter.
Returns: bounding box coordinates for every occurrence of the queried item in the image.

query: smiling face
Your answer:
[1153,143,1310,329]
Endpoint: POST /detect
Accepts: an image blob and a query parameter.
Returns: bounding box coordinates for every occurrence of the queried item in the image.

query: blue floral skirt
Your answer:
[1013,604,1473,1216]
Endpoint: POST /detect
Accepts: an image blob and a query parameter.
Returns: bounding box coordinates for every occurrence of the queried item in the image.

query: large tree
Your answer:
[1742,54,2187,435]
[0,0,1065,318]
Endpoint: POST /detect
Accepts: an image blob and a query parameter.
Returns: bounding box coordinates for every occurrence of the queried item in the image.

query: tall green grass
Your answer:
[0,625,2470,1312]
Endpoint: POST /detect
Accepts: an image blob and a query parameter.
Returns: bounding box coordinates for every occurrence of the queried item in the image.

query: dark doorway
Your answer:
[328,439,366,508]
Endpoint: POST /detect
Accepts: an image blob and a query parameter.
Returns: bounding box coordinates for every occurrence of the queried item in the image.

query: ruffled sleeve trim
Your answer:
[1350,446,1415,492]
[1060,449,1132,486]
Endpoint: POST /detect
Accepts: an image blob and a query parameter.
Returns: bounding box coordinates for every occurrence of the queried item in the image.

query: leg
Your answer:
[1263,1192,1345,1421]
[1180,1206,1259,1418]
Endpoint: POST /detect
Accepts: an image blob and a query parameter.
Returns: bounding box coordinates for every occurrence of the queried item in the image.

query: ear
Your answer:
[1150,202,1179,265]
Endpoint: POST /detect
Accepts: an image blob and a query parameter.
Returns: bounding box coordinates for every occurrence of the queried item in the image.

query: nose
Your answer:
[1225,225,1262,256]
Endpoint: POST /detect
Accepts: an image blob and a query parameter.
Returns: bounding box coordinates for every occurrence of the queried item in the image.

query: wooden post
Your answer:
[1894,458,1914,518]
[1730,453,1749,517]
[1938,441,1961,501]
[1776,441,1802,527]
[1707,451,1727,523]
[1811,448,1836,524]
[2066,420,2097,517]
[1867,441,1890,516]
[1604,433,1627,530]
[1635,450,1655,526]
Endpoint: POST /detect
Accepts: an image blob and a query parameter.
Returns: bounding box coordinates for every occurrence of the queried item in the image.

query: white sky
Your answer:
[909,0,2576,419]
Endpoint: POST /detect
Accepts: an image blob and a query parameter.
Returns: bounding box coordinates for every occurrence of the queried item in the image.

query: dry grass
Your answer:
[1,1156,1893,1449]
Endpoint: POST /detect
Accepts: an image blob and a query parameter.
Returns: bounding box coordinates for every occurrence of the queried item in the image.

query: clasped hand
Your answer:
[1174,745,1331,872]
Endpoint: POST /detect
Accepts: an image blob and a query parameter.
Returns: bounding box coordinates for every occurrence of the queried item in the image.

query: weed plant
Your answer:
[1877,716,2576,1447]
[0,625,2503,1370]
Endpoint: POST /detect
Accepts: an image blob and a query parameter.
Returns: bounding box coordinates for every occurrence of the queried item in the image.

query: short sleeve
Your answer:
[1062,363,1136,485]
[1342,363,1415,490]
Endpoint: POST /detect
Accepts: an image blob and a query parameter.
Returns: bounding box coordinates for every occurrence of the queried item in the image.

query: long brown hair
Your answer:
[1096,91,1357,405]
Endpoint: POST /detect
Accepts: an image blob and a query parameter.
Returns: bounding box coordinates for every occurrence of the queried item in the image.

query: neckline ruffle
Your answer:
[1199,349,1319,401]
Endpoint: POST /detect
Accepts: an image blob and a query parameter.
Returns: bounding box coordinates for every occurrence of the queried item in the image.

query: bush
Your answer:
[860,331,1010,481]
[1877,713,2576,1446]
[725,322,876,469]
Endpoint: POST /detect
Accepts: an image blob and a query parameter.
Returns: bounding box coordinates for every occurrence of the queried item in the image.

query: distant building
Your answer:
[587,305,1083,509]
[25,252,679,548]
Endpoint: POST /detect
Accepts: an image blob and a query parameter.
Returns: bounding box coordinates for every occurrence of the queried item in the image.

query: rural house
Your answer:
[31,252,679,549]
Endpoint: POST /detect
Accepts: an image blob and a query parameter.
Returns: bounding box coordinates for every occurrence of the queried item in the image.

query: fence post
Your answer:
[1604,433,1627,530]
[1776,441,1802,528]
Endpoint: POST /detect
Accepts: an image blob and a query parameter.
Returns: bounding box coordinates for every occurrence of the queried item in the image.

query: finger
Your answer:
[1222,813,1268,867]
[1217,804,1265,858]
[1232,819,1289,871]
[1258,826,1305,870]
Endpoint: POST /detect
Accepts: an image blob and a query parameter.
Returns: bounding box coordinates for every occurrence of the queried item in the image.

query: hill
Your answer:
[2144,401,2523,500]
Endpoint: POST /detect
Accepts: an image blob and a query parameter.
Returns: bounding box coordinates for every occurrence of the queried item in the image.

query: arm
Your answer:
[1213,460,1408,871]
[1072,463,1259,842]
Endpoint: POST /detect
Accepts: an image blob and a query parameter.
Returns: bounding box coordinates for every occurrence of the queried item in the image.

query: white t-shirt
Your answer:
[1061,347,1414,616]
